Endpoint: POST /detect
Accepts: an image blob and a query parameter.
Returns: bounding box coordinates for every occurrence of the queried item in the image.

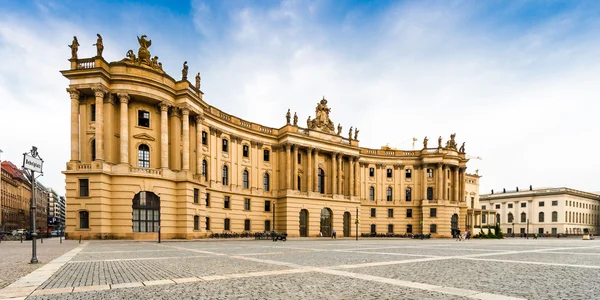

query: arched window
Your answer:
[79,211,89,229]
[369,186,375,201]
[222,165,229,185]
[508,212,514,223]
[138,144,150,168]
[263,173,270,191]
[387,187,392,201]
[90,139,96,161]
[242,170,249,189]
[521,212,526,223]
[427,187,434,200]
[132,191,160,232]
[318,168,325,194]
[537,212,544,223]
[202,159,207,177]
[552,211,557,222]
[405,187,412,201]
[194,215,199,230]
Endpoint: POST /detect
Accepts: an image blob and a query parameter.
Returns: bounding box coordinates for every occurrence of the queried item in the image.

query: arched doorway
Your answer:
[320,208,332,237]
[451,213,459,236]
[299,209,309,237]
[132,191,160,232]
[343,212,351,237]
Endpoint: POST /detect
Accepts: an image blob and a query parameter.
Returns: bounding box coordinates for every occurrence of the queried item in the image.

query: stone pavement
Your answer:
[1,237,599,299]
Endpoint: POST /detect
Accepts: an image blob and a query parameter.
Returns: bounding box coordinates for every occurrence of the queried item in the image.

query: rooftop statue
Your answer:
[354,128,359,140]
[121,35,164,72]
[68,36,79,59]
[306,116,312,128]
[310,96,335,133]
[348,126,353,140]
[447,133,458,150]
[286,109,291,125]
[423,136,428,149]
[182,61,188,81]
[137,34,151,62]
[459,142,465,153]
[293,112,298,126]
[93,34,103,57]
[438,136,442,148]
[337,123,342,135]
[196,72,201,89]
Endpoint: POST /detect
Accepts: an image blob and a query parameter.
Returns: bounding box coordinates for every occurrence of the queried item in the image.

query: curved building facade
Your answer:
[62,35,472,239]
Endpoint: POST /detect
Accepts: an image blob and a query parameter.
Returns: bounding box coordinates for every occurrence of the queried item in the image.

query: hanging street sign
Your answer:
[23,153,43,173]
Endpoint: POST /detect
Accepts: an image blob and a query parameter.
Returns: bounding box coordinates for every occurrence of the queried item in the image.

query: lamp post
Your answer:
[526,219,529,240]
[22,146,43,264]
[355,206,359,241]
[512,222,514,238]
[59,224,63,244]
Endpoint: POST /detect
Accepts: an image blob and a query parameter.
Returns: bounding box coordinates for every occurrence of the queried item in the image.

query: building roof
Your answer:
[480,187,600,201]
[1,161,29,182]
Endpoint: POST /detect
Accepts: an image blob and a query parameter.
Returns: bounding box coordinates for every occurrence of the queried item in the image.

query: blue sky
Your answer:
[2,0,600,196]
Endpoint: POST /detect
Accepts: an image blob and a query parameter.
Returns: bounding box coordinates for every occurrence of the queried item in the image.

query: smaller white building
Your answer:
[480,187,600,235]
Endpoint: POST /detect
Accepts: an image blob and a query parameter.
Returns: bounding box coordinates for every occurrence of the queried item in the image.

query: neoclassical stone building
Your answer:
[62,35,473,239]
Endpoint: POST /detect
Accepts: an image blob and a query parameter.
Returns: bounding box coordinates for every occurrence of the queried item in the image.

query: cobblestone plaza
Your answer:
[1,238,599,299]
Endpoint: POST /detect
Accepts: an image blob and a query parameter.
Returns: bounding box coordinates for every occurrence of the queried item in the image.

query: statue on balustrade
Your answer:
[306,116,312,128]
[354,128,359,140]
[137,35,152,63]
[337,123,342,135]
[121,35,164,73]
[348,126,353,140]
[459,142,465,153]
[310,97,335,133]
[423,136,428,148]
[293,112,298,126]
[438,136,442,148]
[286,109,291,124]
[68,36,79,59]
[447,133,457,150]
[182,61,188,81]
[196,72,201,89]
[93,34,103,57]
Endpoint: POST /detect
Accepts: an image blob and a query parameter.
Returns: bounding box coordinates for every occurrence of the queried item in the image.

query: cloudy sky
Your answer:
[1,0,600,196]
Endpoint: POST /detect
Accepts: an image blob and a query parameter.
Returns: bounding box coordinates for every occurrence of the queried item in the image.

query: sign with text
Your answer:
[23,154,43,173]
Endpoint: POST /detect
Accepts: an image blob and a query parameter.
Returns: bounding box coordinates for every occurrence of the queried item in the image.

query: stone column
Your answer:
[422,165,428,200]
[118,93,130,164]
[91,85,107,161]
[331,153,337,194]
[349,157,354,196]
[396,164,404,201]
[453,167,459,201]
[195,114,203,175]
[354,159,359,196]
[293,145,299,190]
[285,144,291,189]
[458,167,465,202]
[159,103,169,169]
[314,148,320,192]
[170,108,181,170]
[181,108,190,171]
[337,155,343,194]
[104,94,115,163]
[68,88,80,162]
[307,148,313,192]
[436,163,442,200]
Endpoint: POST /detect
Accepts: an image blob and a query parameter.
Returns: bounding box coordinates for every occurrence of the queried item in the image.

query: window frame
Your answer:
[406,208,413,218]
[244,198,251,211]
[224,196,230,209]
[242,170,249,189]
[369,167,375,177]
[264,200,271,212]
[430,208,437,218]
[388,208,394,218]
[137,144,150,168]
[387,187,392,201]
[386,168,392,178]
[79,211,89,229]
[224,218,231,231]
[222,139,229,153]
[138,110,150,128]
[193,188,199,204]
[202,131,208,145]
[263,173,270,191]
[405,168,412,178]
[79,178,89,197]
[369,186,375,201]
[263,149,270,162]
[244,219,251,231]
[370,208,376,217]
[243,145,249,157]
[194,215,199,230]
[222,165,229,185]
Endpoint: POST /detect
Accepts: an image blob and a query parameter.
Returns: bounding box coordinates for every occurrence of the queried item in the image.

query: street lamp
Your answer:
[355,206,359,241]
[512,222,515,238]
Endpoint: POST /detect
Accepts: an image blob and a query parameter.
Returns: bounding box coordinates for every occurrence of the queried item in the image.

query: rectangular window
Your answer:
[386,168,392,178]
[406,209,412,218]
[369,167,375,177]
[539,201,545,207]
[482,205,486,210]
[138,110,150,127]
[243,145,249,157]
[495,204,500,209]
[405,169,412,178]
[202,131,208,145]
[206,217,211,230]
[406,224,412,233]
[521,202,526,208]
[264,220,271,231]
[551,228,557,234]
[264,149,270,162]
[297,152,301,164]
[387,224,394,234]
[222,139,228,152]
[194,216,199,230]
[430,224,437,233]
[430,208,437,218]
[206,193,210,206]
[90,104,96,121]
[520,228,525,234]
[370,208,376,217]
[388,209,394,218]
[193,188,199,204]
[427,168,434,178]
[507,228,512,234]
[79,211,89,229]
[370,224,376,234]
[508,203,513,208]
[244,198,251,211]
[224,196,230,209]
[264,200,271,212]
[224,218,230,231]
[244,219,251,231]
[79,179,89,197]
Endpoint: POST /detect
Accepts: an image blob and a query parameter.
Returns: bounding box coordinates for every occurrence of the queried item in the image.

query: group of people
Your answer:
[454,230,471,241]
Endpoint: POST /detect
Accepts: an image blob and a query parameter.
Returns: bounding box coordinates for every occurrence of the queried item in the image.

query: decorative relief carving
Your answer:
[133,133,155,141]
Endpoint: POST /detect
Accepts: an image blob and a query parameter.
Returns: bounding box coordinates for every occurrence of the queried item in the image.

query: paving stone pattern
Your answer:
[4,237,598,299]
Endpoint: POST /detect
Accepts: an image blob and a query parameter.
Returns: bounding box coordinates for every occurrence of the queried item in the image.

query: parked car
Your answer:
[51,230,58,237]
[12,229,25,236]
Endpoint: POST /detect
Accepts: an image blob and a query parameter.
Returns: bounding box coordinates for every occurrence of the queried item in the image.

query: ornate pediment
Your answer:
[120,35,165,73]
[133,133,155,141]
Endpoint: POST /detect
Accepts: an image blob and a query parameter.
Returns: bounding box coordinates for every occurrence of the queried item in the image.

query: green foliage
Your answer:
[495,223,504,239]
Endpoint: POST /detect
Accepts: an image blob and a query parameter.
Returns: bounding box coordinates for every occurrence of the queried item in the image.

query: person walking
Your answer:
[332,228,337,239]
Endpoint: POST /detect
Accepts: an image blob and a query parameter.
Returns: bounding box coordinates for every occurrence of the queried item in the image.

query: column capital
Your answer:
[195,114,204,122]
[169,108,181,118]
[117,93,130,103]
[181,107,190,116]
[66,87,80,100]
[91,85,108,97]
[459,166,467,172]
[104,93,114,104]
[393,164,404,169]
[251,140,263,148]
[376,163,385,168]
